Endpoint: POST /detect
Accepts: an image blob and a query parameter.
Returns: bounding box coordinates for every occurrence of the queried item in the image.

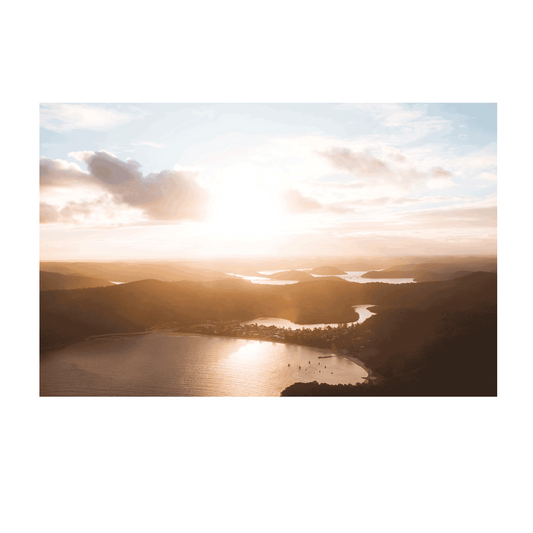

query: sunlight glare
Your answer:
[207,173,284,241]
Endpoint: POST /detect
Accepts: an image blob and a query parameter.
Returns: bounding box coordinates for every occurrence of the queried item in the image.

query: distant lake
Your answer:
[40,333,368,397]
[225,273,296,285]
[228,270,415,285]
[240,304,376,330]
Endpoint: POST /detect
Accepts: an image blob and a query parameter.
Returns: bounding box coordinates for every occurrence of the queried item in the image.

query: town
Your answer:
[170,320,375,358]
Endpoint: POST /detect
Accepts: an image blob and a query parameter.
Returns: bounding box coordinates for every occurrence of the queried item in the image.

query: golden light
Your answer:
[206,172,284,241]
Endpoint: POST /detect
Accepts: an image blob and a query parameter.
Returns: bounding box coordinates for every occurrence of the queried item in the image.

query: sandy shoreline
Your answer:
[341,354,370,373]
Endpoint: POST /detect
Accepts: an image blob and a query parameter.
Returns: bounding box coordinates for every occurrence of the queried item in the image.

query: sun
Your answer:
[206,174,284,241]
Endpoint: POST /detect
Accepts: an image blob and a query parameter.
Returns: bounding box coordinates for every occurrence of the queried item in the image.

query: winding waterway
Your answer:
[240,304,376,329]
[40,280,382,397]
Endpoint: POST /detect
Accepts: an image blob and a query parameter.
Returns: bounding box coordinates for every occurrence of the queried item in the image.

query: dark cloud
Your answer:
[82,151,211,221]
[40,152,211,222]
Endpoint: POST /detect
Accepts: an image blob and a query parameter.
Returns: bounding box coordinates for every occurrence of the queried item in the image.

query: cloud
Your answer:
[353,196,424,208]
[384,146,406,163]
[40,104,135,132]
[426,179,455,189]
[282,189,323,213]
[69,150,97,163]
[40,151,210,223]
[335,104,452,142]
[40,157,91,188]
[475,172,497,181]
[393,205,497,230]
[58,196,117,223]
[40,196,127,225]
[431,167,452,179]
[455,145,497,172]
[40,202,61,223]
[281,189,358,216]
[305,194,461,214]
[319,147,390,176]
[317,146,440,189]
[427,166,455,189]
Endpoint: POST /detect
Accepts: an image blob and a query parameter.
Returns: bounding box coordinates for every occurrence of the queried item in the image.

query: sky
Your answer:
[40,103,497,260]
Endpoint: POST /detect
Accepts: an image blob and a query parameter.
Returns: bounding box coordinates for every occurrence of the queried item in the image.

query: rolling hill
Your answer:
[40,271,114,290]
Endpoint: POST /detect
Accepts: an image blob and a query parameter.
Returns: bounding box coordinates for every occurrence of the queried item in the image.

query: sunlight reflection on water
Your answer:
[40,334,368,397]
[240,304,376,330]
[228,270,415,284]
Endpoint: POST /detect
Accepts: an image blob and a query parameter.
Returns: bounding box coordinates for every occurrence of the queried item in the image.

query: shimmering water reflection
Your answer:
[227,270,415,284]
[241,304,376,330]
[40,333,368,397]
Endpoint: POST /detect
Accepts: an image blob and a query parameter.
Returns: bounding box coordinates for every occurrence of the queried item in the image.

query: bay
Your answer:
[40,333,368,397]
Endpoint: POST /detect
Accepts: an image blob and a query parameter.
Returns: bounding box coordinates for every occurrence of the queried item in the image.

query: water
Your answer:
[226,270,415,285]
[225,273,296,285]
[338,271,415,284]
[40,333,368,396]
[240,304,376,330]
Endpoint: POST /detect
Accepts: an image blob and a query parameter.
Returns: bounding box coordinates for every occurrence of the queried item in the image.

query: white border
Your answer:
[18,84,516,416]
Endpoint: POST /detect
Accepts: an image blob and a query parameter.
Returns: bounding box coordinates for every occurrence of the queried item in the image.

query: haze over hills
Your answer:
[268,270,315,281]
[360,257,497,281]
[40,271,114,291]
[40,255,496,283]
[39,254,497,396]
[176,255,496,273]
[309,266,347,275]
[39,261,229,283]
[377,258,497,274]
[361,270,471,282]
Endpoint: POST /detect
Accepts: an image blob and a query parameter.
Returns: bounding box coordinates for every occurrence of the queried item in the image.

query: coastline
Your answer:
[41,328,373,387]
[40,330,155,355]
[340,353,382,384]
[40,304,373,356]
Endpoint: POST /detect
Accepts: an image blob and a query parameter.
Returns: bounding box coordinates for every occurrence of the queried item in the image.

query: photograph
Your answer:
[5,5,531,532]
[39,103,497,396]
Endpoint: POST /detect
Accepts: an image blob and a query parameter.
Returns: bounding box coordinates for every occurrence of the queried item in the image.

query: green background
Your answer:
[1,1,531,532]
